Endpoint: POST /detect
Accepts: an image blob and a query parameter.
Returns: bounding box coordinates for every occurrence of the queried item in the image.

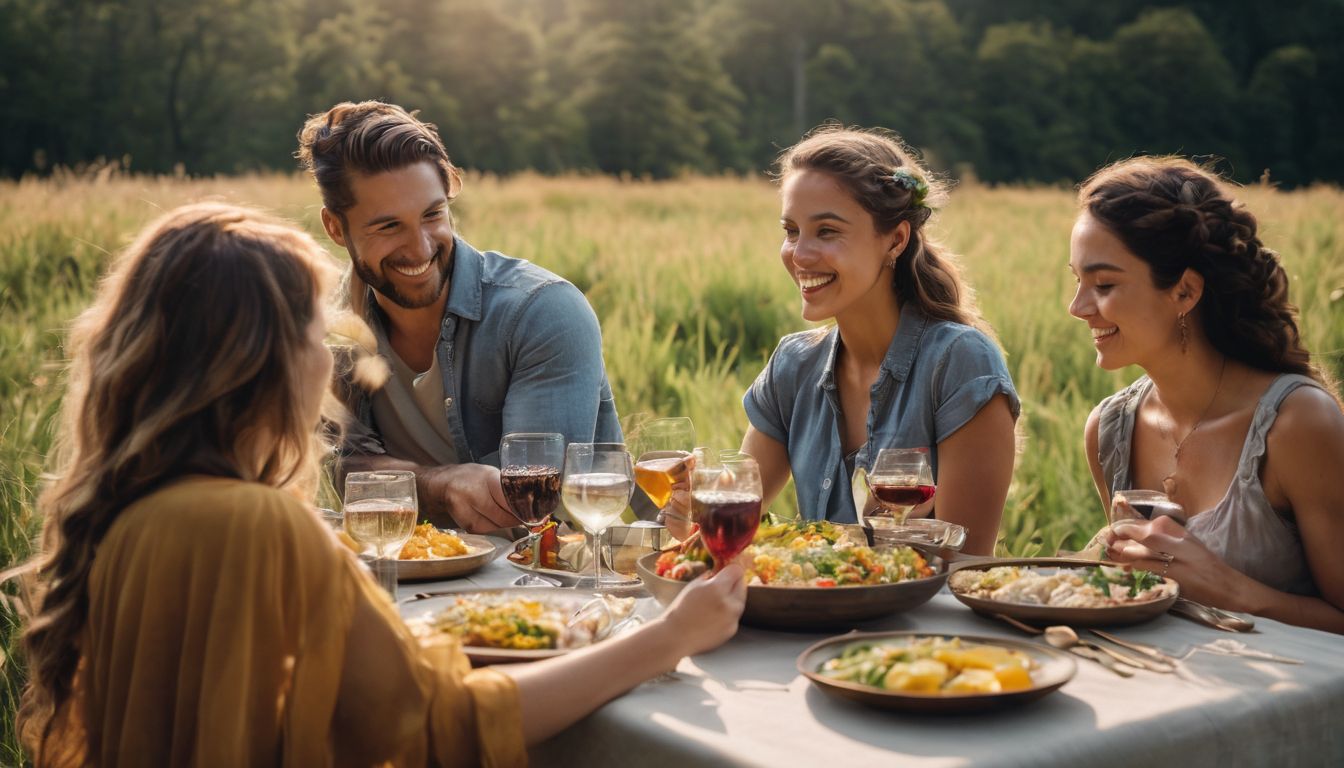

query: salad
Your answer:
[655,520,934,587]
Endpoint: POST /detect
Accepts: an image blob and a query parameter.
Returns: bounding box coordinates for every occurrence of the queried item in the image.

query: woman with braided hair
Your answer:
[733,125,1020,555]
[1070,156,1344,633]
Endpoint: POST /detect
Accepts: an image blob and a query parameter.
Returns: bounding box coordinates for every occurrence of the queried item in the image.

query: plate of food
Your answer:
[797,631,1076,713]
[395,524,498,581]
[401,588,639,664]
[504,522,650,593]
[948,558,1179,627]
[637,520,948,630]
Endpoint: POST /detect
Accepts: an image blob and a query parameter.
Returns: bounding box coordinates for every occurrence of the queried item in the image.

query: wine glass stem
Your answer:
[591,531,603,585]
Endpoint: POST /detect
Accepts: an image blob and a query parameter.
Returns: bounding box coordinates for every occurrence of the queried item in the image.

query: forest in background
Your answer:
[3,0,1342,185]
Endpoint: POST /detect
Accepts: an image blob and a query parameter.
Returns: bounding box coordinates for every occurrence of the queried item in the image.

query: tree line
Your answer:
[2,0,1340,185]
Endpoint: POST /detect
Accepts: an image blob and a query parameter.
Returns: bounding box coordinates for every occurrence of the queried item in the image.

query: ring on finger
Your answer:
[1157,550,1175,578]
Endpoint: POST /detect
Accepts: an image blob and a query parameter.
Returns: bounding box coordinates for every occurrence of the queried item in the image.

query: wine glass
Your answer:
[343,470,418,595]
[1111,489,1188,531]
[561,442,635,588]
[631,416,695,525]
[691,453,763,572]
[500,432,565,528]
[864,448,935,547]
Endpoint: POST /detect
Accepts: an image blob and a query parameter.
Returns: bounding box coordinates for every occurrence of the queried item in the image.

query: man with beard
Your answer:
[298,101,621,533]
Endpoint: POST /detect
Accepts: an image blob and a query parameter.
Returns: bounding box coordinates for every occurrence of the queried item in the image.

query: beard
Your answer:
[348,238,453,310]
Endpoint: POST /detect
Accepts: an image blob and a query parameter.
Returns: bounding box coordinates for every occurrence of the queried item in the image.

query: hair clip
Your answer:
[890,168,930,209]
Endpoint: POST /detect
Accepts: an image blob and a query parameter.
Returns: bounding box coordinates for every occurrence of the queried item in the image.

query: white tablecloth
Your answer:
[399,555,1344,768]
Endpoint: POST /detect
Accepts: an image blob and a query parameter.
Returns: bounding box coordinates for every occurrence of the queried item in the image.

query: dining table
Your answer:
[397,551,1344,768]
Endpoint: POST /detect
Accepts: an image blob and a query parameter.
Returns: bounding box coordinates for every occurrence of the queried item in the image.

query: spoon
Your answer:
[1044,626,1173,673]
[1041,626,1135,677]
[990,614,1136,677]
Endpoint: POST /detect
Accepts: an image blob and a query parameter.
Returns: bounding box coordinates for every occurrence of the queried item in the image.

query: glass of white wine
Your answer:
[343,470,418,595]
[561,442,635,589]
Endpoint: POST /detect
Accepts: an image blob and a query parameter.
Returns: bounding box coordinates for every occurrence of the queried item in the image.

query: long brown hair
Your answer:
[18,203,339,760]
[1079,156,1337,396]
[774,124,995,339]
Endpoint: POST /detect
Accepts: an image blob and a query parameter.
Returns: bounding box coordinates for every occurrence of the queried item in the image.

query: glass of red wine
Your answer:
[863,447,936,547]
[691,454,763,573]
[499,432,565,529]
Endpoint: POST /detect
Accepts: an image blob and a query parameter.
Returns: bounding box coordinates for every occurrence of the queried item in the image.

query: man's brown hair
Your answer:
[296,101,462,218]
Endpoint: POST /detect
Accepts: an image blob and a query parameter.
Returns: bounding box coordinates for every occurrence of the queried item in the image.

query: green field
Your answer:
[2,171,1342,761]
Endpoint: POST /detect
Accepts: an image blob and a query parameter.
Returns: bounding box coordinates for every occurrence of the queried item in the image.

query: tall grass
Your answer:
[1,171,1341,761]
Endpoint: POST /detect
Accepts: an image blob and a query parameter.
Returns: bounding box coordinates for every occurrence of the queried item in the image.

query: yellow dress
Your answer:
[50,476,525,767]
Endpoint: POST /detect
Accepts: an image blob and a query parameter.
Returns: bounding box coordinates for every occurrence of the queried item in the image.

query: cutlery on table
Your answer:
[1196,638,1303,665]
[1171,597,1256,632]
[1089,629,1180,666]
[990,613,1136,677]
[1042,626,1174,673]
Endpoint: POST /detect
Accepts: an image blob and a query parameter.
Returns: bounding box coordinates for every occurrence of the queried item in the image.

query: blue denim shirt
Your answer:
[336,237,622,465]
[743,304,1020,522]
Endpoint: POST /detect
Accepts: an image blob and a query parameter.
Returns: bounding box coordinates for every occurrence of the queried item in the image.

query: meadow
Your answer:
[1,171,1342,761]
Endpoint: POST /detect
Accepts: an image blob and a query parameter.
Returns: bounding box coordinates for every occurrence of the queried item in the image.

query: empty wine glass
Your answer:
[864,448,935,547]
[343,470,418,595]
[561,442,635,588]
[500,432,565,528]
[691,453,763,573]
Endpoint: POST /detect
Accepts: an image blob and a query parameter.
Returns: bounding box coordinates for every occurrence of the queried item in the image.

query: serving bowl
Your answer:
[635,544,948,630]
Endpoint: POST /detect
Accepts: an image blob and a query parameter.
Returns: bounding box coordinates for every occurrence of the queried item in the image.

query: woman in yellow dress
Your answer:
[17,203,746,766]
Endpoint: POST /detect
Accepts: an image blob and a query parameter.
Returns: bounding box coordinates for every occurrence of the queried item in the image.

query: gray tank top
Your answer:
[1096,373,1320,597]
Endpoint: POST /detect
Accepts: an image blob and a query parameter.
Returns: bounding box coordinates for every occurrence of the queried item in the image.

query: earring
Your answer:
[885,259,897,269]
[1178,312,1188,354]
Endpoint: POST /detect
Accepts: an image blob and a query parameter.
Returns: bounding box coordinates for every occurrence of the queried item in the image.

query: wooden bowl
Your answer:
[636,546,948,630]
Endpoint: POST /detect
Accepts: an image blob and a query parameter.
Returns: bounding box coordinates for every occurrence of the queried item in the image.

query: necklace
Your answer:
[1160,357,1228,497]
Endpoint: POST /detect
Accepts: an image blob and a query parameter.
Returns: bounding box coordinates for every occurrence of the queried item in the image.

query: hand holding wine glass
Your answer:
[561,442,635,588]
[863,448,935,546]
[691,454,763,573]
[343,470,419,595]
[631,416,695,523]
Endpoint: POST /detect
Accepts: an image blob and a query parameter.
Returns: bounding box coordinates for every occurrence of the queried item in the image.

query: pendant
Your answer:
[1162,475,1177,497]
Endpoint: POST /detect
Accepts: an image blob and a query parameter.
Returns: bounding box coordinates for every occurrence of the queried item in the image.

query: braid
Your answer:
[1078,156,1335,397]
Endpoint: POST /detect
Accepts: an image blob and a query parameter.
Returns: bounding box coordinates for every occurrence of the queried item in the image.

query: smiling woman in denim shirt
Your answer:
[739,126,1020,555]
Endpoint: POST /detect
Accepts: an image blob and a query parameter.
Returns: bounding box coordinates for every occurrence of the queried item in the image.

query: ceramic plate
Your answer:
[399,587,637,664]
[637,545,949,630]
[395,534,498,581]
[948,558,1179,627]
[797,631,1077,714]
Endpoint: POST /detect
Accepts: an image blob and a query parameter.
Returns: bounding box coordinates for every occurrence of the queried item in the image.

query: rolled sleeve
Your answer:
[418,635,527,768]
[931,331,1021,443]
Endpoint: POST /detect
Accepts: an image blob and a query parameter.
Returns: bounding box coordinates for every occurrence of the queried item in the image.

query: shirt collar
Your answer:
[443,236,483,322]
[817,303,929,391]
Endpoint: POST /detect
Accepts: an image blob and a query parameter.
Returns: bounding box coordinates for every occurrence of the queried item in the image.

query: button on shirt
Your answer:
[336,237,622,467]
[743,304,1020,522]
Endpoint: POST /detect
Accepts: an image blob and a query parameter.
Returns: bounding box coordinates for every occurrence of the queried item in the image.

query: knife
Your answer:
[1171,597,1256,632]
